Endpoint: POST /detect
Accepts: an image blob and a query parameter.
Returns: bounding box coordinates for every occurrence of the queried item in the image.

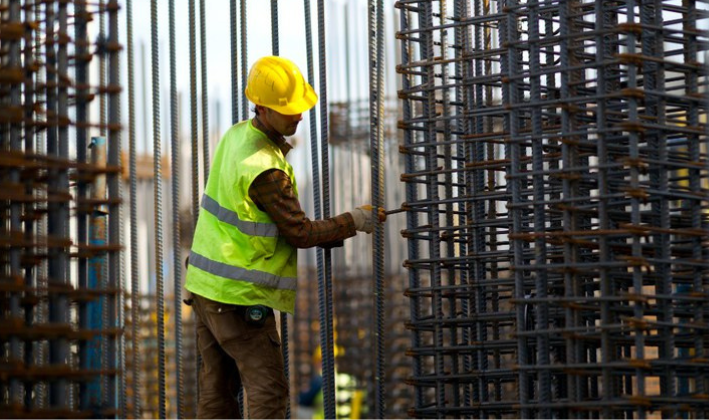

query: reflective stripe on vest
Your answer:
[189,251,297,291]
[201,194,279,237]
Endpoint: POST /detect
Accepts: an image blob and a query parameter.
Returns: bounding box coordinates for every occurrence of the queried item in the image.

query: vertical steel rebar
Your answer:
[126,0,142,416]
[397,5,425,411]
[231,0,238,125]
[303,0,336,417]
[169,0,184,416]
[107,0,122,413]
[526,1,551,416]
[303,0,321,237]
[369,0,386,416]
[189,0,199,225]
[593,2,614,416]
[45,0,71,409]
[117,60,127,420]
[627,3,648,417]
[240,0,248,121]
[424,3,447,414]
[101,125,110,418]
[99,0,106,137]
[641,2,674,415]
[189,0,201,406]
[74,2,91,410]
[558,1,578,413]
[467,0,481,412]
[199,0,210,180]
[271,0,279,56]
[150,0,167,416]
[8,0,23,411]
[33,1,50,408]
[685,0,708,414]
[302,4,331,416]
[21,1,37,410]
[315,0,336,417]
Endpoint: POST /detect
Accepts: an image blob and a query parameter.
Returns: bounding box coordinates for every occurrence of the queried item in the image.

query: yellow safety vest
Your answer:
[185,120,298,314]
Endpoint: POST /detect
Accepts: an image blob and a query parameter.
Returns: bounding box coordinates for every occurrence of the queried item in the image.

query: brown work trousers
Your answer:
[191,293,288,419]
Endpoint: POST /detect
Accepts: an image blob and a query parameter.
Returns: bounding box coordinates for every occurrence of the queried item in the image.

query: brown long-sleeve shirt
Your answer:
[248,117,356,248]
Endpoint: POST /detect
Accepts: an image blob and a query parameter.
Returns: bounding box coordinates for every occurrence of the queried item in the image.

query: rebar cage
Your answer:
[397,0,709,417]
[1,0,122,417]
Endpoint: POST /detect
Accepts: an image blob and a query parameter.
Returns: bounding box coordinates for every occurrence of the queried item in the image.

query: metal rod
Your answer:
[302,4,331,417]
[116,23,128,416]
[304,0,335,417]
[45,0,71,409]
[454,0,474,409]
[200,0,210,180]
[271,0,279,56]
[189,0,201,408]
[398,6,426,411]
[22,1,37,411]
[101,0,112,407]
[34,4,49,408]
[8,0,23,410]
[150,0,167,416]
[421,4,447,415]
[189,0,199,224]
[240,0,248,121]
[169,0,184,416]
[126,0,142,416]
[100,0,106,136]
[108,0,122,413]
[231,0,238,125]
[369,0,386,416]
[315,0,336,417]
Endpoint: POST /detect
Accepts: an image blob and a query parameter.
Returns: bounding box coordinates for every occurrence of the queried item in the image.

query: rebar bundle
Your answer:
[397,0,709,418]
[0,0,121,416]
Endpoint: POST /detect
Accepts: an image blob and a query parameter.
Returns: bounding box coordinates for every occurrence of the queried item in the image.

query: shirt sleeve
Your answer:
[249,169,357,248]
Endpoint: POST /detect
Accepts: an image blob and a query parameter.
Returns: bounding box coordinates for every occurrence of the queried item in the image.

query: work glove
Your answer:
[349,205,386,234]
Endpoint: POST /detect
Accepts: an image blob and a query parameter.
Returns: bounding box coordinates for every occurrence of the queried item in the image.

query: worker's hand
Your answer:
[349,205,386,234]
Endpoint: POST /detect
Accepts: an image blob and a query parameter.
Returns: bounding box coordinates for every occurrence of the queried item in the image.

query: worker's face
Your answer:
[261,107,303,137]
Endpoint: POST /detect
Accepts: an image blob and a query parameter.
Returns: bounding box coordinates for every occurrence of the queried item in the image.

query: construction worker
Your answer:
[184,55,386,419]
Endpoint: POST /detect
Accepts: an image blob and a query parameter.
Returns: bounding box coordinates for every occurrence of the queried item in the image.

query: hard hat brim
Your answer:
[246,81,318,116]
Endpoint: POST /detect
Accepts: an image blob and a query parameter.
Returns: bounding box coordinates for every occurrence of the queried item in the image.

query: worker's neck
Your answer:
[253,115,280,139]
[252,116,291,155]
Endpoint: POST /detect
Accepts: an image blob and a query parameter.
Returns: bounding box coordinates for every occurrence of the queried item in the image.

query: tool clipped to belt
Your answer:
[243,304,273,327]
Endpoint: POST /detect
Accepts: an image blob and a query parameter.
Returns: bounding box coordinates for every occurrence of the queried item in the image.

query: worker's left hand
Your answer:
[349,205,386,233]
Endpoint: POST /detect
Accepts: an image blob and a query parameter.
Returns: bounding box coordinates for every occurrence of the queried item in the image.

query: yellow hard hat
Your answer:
[245,56,318,115]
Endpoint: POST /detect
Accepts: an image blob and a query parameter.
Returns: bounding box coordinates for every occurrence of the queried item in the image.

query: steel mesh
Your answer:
[397,0,709,417]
